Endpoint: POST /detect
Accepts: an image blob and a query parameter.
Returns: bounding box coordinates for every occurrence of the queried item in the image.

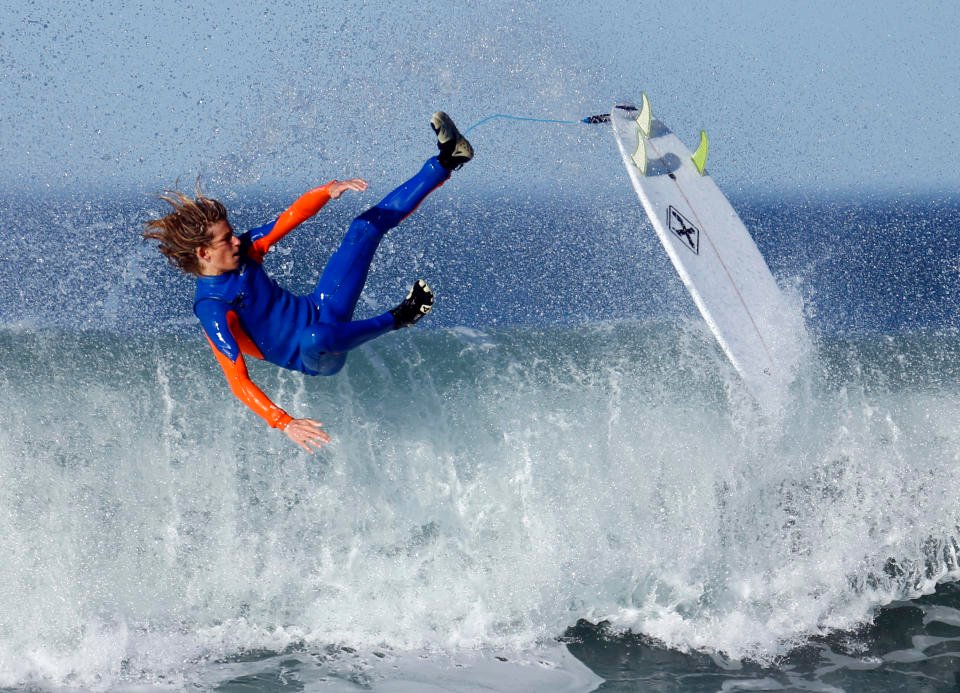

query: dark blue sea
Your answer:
[1,187,959,691]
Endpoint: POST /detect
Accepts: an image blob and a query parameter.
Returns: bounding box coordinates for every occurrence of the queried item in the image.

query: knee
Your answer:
[355,205,403,231]
[343,216,381,244]
[337,216,391,253]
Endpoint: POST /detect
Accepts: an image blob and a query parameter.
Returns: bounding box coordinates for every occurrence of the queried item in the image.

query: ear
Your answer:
[196,244,211,263]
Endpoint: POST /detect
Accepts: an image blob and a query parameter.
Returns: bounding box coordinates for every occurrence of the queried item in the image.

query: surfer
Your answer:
[143,112,473,452]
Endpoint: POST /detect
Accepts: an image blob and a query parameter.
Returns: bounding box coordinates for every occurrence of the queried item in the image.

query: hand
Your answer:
[284,418,331,453]
[329,178,368,199]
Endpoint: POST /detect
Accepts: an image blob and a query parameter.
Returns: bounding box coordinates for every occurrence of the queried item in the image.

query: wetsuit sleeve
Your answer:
[247,182,336,263]
[196,300,294,430]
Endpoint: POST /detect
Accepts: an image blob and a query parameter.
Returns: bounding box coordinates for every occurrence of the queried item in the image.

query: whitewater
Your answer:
[1,188,959,689]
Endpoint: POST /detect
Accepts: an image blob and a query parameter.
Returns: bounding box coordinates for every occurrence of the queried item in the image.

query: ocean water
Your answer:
[1,191,960,691]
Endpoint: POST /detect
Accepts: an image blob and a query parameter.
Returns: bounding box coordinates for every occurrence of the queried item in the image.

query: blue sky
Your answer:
[0,1,957,197]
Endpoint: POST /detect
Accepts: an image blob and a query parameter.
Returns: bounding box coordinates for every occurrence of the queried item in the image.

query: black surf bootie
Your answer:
[431,111,474,170]
[390,279,435,327]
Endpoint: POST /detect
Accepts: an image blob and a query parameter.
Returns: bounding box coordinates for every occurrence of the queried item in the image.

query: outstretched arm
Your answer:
[248,179,368,262]
[206,336,292,428]
[198,303,332,452]
[206,335,332,452]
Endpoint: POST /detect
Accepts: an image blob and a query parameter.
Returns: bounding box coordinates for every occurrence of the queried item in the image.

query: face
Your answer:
[197,219,241,275]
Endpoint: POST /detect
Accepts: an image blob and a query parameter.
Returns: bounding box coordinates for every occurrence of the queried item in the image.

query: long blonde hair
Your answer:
[143,187,227,275]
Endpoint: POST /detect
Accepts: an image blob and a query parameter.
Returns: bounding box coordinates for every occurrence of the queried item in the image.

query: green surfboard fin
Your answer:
[636,93,652,138]
[691,130,708,175]
[631,135,647,175]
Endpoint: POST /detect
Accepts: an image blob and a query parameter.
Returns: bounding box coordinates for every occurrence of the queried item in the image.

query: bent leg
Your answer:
[311,217,383,325]
[300,312,395,375]
[312,157,449,323]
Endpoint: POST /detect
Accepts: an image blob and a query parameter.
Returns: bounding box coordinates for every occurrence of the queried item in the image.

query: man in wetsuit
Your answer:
[144,112,473,452]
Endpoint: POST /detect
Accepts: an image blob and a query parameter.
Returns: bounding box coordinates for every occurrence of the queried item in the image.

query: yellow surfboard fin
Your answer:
[691,130,709,175]
[636,93,652,138]
[631,135,647,175]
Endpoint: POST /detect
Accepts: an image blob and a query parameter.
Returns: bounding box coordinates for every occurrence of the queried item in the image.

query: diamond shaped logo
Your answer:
[667,206,699,255]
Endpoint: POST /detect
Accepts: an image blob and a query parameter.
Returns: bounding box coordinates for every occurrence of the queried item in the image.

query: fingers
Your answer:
[343,178,368,191]
[285,418,331,453]
[330,178,368,199]
[297,437,326,453]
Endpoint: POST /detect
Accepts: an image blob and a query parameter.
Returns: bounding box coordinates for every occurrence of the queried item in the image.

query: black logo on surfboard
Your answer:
[668,206,699,255]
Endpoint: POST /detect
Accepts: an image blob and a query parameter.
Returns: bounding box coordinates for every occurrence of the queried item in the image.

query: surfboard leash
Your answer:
[463,113,610,135]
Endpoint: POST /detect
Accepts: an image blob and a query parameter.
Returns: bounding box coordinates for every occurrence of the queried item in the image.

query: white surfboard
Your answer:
[610,97,804,413]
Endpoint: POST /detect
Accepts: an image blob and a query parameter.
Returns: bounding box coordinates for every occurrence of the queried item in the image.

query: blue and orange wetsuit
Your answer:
[193,156,450,430]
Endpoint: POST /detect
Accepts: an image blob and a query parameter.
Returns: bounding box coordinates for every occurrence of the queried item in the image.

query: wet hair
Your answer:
[143,186,227,275]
